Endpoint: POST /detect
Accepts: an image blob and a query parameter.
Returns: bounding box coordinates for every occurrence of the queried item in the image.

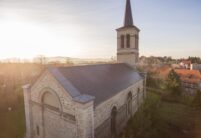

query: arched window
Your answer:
[36,125,40,136]
[143,80,146,99]
[42,92,60,112]
[126,34,130,48]
[111,106,117,137]
[127,92,132,116]
[137,88,140,106]
[121,35,124,48]
[135,34,139,49]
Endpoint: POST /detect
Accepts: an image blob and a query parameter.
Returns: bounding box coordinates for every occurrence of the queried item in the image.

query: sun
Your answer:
[0,17,84,59]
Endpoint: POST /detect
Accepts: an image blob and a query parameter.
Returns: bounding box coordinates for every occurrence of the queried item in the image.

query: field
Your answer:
[0,103,25,138]
[120,92,201,138]
[0,63,42,138]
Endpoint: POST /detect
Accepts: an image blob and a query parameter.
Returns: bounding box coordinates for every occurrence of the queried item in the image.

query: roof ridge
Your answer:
[57,63,127,69]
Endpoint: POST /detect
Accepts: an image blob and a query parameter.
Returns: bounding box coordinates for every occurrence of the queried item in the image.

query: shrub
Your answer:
[192,89,201,109]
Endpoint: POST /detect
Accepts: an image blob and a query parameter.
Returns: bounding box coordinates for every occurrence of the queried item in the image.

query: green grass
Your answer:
[0,104,25,138]
[120,91,198,138]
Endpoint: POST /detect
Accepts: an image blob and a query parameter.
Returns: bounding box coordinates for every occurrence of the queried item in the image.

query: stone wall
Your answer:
[24,71,94,138]
[94,80,144,138]
[117,54,137,66]
[117,28,139,50]
[117,27,139,66]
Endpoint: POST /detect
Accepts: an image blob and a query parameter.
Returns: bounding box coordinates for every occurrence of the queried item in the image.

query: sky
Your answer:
[0,0,200,59]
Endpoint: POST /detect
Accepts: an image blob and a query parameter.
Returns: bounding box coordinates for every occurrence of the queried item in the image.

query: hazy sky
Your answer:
[0,0,200,59]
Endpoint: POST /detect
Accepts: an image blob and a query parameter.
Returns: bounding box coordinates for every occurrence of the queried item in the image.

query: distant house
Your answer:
[190,63,201,70]
[171,64,180,69]
[179,60,191,69]
[175,69,201,94]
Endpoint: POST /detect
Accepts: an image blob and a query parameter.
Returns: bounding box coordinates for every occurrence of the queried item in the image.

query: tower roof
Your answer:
[124,0,134,27]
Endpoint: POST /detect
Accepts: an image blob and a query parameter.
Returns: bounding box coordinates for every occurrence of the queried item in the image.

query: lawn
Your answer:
[0,103,25,138]
[120,91,201,138]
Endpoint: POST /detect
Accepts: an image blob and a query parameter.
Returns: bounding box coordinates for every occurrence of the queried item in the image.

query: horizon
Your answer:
[0,0,201,59]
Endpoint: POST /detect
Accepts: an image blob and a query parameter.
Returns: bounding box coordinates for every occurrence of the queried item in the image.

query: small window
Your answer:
[135,35,139,49]
[127,92,132,115]
[121,35,124,48]
[137,88,140,105]
[126,34,130,48]
[111,106,117,136]
[37,126,40,136]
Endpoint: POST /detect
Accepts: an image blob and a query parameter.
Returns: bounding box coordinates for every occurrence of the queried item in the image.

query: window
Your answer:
[135,34,139,49]
[127,92,132,115]
[36,126,40,136]
[121,35,124,48]
[111,106,117,137]
[137,88,140,106]
[42,92,60,112]
[126,34,130,48]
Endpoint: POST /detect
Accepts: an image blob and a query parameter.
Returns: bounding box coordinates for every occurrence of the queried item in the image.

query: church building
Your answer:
[23,0,146,138]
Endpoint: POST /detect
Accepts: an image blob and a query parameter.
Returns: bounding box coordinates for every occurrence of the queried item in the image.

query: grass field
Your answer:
[0,103,25,138]
[120,92,201,138]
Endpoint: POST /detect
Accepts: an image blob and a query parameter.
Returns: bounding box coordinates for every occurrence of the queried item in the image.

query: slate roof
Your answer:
[48,63,142,106]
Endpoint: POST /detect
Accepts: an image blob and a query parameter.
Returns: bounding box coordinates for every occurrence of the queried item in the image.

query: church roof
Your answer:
[48,63,142,106]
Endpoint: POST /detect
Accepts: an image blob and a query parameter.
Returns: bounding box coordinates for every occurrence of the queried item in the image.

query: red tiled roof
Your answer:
[175,69,201,84]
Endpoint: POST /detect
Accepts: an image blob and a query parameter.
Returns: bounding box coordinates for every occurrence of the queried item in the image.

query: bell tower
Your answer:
[116,0,140,66]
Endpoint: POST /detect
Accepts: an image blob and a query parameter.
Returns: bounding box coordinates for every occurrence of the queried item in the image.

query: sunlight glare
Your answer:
[0,18,83,59]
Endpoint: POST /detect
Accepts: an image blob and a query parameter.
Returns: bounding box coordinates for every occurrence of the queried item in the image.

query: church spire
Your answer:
[124,0,134,27]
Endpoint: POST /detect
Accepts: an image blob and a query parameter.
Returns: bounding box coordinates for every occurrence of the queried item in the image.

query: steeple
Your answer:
[124,0,133,27]
[116,0,140,66]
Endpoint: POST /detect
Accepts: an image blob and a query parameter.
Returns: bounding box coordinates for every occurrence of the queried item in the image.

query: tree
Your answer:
[147,72,157,88]
[188,56,201,64]
[166,69,181,95]
[66,58,74,66]
[34,55,47,65]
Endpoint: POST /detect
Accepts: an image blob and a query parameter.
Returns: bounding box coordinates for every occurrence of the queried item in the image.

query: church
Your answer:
[23,0,146,138]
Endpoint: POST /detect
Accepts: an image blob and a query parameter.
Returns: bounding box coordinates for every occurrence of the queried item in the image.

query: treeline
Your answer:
[188,56,201,64]
[140,56,175,65]
[0,63,44,111]
[139,56,201,65]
